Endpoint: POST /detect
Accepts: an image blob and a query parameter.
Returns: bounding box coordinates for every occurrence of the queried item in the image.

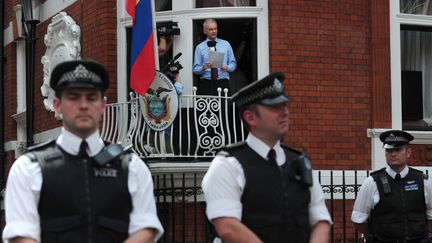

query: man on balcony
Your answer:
[193,18,236,95]
[352,130,432,242]
[202,72,332,243]
[2,60,163,243]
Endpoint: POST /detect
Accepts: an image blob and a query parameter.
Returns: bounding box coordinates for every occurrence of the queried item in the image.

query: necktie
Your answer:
[79,140,89,158]
[267,149,277,166]
[395,173,401,181]
[211,43,218,81]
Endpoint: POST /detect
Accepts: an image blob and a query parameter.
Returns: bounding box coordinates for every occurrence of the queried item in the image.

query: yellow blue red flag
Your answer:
[126,0,155,96]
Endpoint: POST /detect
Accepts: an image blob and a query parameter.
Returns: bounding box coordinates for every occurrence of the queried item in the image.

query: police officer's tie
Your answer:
[395,173,401,181]
[267,149,278,166]
[79,140,89,159]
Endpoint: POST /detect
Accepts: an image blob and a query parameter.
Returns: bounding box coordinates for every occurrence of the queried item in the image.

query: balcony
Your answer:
[101,88,246,160]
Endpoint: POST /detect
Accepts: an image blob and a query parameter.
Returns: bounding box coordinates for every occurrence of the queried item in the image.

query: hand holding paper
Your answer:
[208,51,225,68]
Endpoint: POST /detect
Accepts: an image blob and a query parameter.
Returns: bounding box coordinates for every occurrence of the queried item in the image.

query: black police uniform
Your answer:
[369,168,428,242]
[221,142,311,242]
[206,72,322,242]
[363,130,430,242]
[27,140,132,243]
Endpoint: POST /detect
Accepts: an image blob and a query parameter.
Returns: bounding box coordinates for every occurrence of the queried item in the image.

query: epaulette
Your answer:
[224,141,247,150]
[409,167,429,179]
[217,141,247,157]
[370,167,386,176]
[409,167,423,173]
[222,141,247,151]
[280,144,302,156]
[26,139,56,152]
[25,140,57,162]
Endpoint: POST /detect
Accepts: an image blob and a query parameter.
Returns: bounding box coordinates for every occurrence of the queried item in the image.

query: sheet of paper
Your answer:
[208,51,225,68]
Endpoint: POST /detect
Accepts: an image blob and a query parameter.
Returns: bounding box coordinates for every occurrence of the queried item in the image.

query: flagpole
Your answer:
[150,0,159,70]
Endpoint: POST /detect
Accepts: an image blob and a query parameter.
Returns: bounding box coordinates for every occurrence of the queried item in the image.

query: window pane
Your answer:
[196,0,256,8]
[400,25,432,130]
[400,0,432,15]
[155,0,172,12]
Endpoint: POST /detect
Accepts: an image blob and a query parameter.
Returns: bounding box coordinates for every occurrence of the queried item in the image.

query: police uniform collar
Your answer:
[385,166,408,179]
[57,128,104,157]
[246,133,283,165]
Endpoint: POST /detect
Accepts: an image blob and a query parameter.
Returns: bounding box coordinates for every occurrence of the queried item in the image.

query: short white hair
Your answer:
[203,19,217,30]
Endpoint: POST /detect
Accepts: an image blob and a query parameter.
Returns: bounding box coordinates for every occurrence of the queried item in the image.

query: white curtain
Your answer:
[400,0,432,15]
[401,30,432,125]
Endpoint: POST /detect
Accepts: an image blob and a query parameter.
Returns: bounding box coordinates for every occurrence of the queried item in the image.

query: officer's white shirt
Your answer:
[351,166,432,224]
[202,133,332,241]
[2,128,164,242]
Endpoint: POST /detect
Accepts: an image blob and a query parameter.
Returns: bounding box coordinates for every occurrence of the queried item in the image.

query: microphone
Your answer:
[160,52,182,73]
[171,52,182,62]
[207,40,216,51]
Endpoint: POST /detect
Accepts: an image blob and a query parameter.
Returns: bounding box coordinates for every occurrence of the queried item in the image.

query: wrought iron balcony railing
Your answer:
[101,88,247,160]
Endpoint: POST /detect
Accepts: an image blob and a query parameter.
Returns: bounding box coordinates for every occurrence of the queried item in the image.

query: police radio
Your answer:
[292,150,313,187]
[93,143,125,166]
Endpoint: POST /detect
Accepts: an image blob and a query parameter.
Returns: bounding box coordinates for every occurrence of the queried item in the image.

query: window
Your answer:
[117,0,269,101]
[400,26,432,130]
[195,0,256,8]
[390,1,432,130]
[192,18,257,93]
[155,0,172,11]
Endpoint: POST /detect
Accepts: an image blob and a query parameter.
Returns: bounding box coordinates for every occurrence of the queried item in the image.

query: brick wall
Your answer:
[158,202,211,243]
[269,0,388,170]
[31,1,118,134]
[2,0,119,175]
[79,0,118,104]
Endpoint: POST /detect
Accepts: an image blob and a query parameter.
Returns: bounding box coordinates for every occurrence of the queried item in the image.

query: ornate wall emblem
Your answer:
[41,12,81,117]
[141,71,179,131]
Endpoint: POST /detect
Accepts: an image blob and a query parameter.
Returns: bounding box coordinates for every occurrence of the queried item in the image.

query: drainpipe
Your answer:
[22,0,39,148]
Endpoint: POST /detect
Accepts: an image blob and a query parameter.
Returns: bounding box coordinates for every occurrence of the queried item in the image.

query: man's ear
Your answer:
[243,109,256,127]
[53,96,61,114]
[406,147,412,158]
[101,96,107,109]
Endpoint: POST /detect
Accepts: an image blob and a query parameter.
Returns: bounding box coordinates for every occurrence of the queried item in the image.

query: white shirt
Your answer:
[2,128,164,242]
[351,166,432,224]
[202,133,332,229]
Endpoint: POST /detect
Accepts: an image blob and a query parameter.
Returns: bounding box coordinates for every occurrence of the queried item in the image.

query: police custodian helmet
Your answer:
[50,59,109,95]
[379,130,414,149]
[231,72,290,109]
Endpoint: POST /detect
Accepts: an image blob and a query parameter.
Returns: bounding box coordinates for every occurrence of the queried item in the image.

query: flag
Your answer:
[127,0,155,96]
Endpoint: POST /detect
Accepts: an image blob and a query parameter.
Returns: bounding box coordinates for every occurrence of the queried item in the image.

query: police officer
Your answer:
[201,72,332,243]
[351,130,432,242]
[2,60,163,243]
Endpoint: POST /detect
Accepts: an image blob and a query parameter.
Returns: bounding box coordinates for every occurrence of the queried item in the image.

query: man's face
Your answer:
[385,146,411,170]
[244,102,290,140]
[54,88,106,138]
[204,21,218,40]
